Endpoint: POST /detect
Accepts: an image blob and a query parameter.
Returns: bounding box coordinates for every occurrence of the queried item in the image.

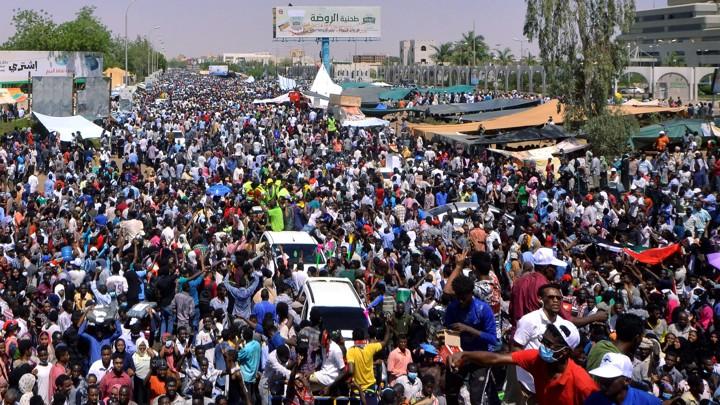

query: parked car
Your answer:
[426,202,514,227]
[619,86,645,95]
[300,277,368,349]
[260,231,326,275]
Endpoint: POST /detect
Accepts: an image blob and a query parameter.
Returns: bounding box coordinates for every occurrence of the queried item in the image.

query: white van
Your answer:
[300,277,369,348]
[259,231,327,275]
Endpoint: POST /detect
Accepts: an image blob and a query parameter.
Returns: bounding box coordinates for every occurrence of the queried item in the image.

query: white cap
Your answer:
[589,353,633,379]
[532,248,567,268]
[549,320,581,349]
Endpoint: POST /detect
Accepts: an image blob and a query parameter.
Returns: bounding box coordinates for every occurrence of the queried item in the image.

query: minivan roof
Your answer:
[304,278,363,308]
[263,231,318,245]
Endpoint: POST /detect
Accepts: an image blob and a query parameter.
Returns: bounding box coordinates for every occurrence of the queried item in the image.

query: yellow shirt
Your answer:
[347,342,382,391]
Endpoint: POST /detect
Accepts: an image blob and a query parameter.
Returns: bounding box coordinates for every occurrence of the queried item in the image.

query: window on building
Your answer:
[643,27,665,33]
[667,24,702,32]
[641,14,665,22]
[668,12,693,19]
[702,36,720,42]
[420,45,427,51]
[697,50,720,55]
[421,59,427,63]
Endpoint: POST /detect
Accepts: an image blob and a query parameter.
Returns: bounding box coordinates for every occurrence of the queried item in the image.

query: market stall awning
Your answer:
[609,104,687,115]
[472,125,571,145]
[341,117,389,127]
[479,99,566,131]
[460,106,535,122]
[412,98,539,116]
[252,93,291,104]
[410,121,483,140]
[342,87,388,105]
[487,138,589,162]
[629,119,720,149]
[33,112,105,142]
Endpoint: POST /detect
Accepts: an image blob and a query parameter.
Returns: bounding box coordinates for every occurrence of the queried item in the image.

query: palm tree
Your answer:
[522,53,538,66]
[451,30,489,65]
[496,47,515,65]
[431,42,454,65]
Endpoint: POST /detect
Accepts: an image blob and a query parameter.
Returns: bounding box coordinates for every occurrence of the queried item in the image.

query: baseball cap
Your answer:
[533,248,567,268]
[547,321,580,349]
[589,353,633,379]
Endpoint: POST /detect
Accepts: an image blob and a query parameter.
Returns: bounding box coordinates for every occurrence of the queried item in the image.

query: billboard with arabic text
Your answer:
[273,6,381,39]
[0,51,103,83]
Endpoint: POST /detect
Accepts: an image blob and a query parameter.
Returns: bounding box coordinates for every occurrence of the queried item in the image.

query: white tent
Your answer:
[310,65,342,108]
[252,93,291,104]
[371,81,392,87]
[278,75,297,91]
[244,76,256,84]
[342,117,389,127]
[33,112,105,142]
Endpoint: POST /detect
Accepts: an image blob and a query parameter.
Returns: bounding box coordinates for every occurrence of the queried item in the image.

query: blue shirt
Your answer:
[584,386,661,405]
[267,332,286,353]
[443,297,497,351]
[252,300,276,333]
[237,340,261,383]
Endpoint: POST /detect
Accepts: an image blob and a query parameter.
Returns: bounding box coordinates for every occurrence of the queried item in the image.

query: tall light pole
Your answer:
[147,26,160,77]
[124,0,138,86]
[513,37,525,63]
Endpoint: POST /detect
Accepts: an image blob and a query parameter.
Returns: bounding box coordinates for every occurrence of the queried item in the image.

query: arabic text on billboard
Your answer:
[208,65,229,76]
[273,6,381,39]
[0,51,103,83]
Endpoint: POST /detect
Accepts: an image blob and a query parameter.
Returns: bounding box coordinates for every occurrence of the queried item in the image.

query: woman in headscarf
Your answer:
[18,373,36,405]
[113,338,135,375]
[132,336,155,405]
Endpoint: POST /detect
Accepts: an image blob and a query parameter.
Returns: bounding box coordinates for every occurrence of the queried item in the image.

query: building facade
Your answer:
[399,40,436,65]
[221,52,273,65]
[333,61,381,82]
[620,1,720,67]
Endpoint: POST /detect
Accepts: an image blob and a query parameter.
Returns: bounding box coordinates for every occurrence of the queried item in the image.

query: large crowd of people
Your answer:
[0,69,717,405]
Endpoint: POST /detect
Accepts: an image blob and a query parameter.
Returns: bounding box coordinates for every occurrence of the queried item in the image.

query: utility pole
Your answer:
[124,0,138,85]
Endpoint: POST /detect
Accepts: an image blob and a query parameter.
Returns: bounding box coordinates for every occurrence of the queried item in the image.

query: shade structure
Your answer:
[33,112,104,142]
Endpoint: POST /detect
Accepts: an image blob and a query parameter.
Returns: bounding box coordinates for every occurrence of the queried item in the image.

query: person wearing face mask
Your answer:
[449,323,598,405]
[392,363,422,403]
[585,353,661,405]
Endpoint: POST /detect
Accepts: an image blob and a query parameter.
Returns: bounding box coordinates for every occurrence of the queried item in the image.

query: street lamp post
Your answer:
[125,0,138,86]
[513,38,525,63]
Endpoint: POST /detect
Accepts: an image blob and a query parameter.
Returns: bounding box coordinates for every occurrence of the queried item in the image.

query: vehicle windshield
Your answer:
[310,306,368,332]
[273,243,326,266]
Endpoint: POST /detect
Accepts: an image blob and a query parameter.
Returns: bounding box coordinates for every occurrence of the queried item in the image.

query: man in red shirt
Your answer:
[450,323,598,405]
[99,353,133,399]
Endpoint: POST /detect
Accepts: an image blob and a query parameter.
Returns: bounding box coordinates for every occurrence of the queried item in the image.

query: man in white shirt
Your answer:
[309,335,345,392]
[259,345,292,405]
[512,283,576,399]
[88,346,113,381]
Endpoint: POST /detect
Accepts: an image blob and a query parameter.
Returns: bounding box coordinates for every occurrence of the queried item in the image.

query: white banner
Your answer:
[273,6,381,39]
[208,65,229,76]
[0,51,102,83]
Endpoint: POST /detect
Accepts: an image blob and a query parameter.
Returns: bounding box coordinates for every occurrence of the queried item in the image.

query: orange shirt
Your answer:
[511,349,598,405]
[147,375,167,402]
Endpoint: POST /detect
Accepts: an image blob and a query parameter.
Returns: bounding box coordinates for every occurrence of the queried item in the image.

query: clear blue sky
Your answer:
[0,0,664,60]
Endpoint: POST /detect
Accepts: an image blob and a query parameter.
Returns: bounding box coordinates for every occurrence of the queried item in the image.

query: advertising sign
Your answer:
[273,6,381,39]
[208,65,229,76]
[0,51,103,83]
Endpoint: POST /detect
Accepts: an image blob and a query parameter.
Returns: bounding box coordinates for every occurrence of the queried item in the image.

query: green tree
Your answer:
[524,0,636,122]
[431,42,454,65]
[582,110,639,158]
[53,7,113,53]
[451,31,489,65]
[2,9,57,50]
[495,47,515,65]
[663,51,685,67]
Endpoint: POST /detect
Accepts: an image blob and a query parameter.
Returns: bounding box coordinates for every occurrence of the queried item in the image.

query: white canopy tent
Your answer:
[310,65,342,108]
[252,93,291,104]
[244,76,256,84]
[33,112,105,142]
[341,117,389,127]
[278,75,297,91]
